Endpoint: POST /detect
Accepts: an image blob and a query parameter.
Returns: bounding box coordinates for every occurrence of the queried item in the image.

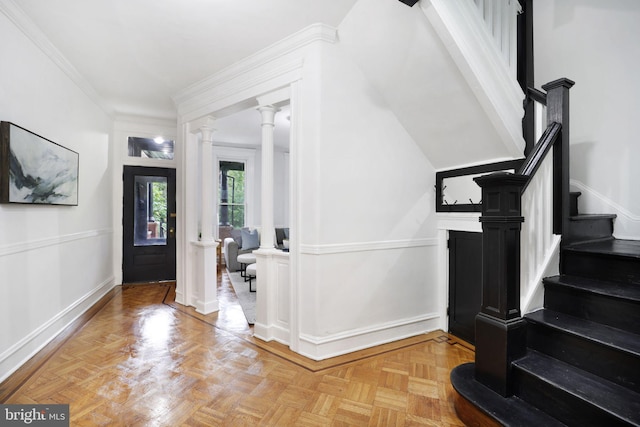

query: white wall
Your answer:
[0,11,114,380]
[535,0,640,239]
[338,0,516,170]
[296,39,440,359]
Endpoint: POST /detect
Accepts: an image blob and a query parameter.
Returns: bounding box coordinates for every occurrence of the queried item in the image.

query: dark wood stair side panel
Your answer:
[569,191,582,217]
[544,275,640,335]
[562,240,640,285]
[525,310,640,394]
[566,214,615,244]
[450,363,568,427]
[512,351,640,427]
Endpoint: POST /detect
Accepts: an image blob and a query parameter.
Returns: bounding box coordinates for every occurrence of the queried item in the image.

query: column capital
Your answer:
[257,105,280,126]
[188,115,216,139]
[200,126,216,144]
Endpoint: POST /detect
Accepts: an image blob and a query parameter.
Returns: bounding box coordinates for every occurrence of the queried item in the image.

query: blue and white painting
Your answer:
[8,124,78,205]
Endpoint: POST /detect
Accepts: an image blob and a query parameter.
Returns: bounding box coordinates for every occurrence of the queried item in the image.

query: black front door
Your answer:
[123,166,176,283]
[448,231,482,344]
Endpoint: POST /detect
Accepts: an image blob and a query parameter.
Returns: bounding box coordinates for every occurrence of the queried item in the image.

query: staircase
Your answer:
[452,193,640,426]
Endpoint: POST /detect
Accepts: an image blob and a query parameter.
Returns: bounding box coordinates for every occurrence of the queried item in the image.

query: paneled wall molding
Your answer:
[0,0,111,116]
[0,228,113,258]
[298,237,438,255]
[0,275,115,383]
[297,313,440,361]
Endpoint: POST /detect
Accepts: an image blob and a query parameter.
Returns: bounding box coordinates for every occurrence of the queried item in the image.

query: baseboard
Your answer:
[253,323,290,346]
[296,313,441,361]
[0,276,116,385]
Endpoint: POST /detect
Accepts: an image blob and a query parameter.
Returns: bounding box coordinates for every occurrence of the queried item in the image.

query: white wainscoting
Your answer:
[0,229,115,382]
[291,238,439,361]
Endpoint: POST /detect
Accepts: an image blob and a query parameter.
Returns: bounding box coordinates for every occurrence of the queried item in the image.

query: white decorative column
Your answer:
[258,105,278,249]
[193,117,218,315]
[255,105,278,333]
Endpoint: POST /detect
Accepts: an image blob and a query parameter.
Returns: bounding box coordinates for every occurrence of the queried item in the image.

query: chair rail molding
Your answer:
[298,237,437,255]
[0,229,113,257]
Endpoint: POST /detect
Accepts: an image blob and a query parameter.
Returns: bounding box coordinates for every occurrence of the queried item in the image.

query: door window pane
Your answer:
[134,176,168,246]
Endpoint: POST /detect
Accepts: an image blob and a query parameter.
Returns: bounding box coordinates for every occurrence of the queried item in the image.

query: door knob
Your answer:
[169,227,175,238]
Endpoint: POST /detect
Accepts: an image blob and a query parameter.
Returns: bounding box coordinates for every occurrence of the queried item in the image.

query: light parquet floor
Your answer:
[1,270,474,426]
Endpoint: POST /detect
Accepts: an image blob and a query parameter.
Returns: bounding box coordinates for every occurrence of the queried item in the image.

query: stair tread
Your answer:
[514,350,640,424]
[565,238,640,259]
[545,274,640,303]
[569,213,617,221]
[526,309,640,356]
[450,363,568,427]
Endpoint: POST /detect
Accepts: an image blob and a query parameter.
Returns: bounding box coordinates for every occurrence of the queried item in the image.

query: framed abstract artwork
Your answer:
[0,122,79,205]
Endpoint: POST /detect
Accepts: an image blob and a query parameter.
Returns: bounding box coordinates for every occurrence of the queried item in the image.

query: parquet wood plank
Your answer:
[0,272,475,425]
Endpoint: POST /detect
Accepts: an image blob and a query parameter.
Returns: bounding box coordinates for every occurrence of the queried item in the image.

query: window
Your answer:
[128,136,174,160]
[219,161,245,232]
[134,176,168,246]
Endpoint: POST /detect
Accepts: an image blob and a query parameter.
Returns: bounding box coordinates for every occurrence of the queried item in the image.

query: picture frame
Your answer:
[0,122,79,205]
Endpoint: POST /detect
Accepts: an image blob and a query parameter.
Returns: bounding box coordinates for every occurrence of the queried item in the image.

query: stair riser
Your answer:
[544,284,640,335]
[526,322,640,394]
[513,367,633,427]
[562,251,640,285]
[566,218,614,243]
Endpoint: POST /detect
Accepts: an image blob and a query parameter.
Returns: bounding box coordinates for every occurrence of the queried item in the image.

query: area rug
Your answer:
[226,269,256,324]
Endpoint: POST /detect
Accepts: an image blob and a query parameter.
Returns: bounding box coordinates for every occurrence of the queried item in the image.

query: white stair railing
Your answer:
[521,151,559,313]
[472,0,521,79]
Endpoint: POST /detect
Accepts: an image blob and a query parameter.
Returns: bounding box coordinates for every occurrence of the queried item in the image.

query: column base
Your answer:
[474,312,527,397]
[192,240,219,315]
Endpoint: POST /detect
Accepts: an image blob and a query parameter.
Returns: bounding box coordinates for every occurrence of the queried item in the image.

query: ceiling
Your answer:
[13,0,358,146]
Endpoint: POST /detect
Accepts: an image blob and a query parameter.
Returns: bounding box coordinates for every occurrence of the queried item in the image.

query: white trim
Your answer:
[0,0,112,116]
[0,229,113,257]
[299,238,437,255]
[0,276,116,383]
[296,313,441,361]
[253,323,290,346]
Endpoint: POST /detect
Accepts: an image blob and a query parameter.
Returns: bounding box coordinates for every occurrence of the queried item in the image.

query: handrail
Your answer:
[472,78,574,397]
[518,121,561,188]
[526,87,547,106]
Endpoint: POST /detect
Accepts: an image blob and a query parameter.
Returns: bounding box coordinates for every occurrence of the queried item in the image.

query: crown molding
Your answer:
[0,0,113,117]
[173,23,337,117]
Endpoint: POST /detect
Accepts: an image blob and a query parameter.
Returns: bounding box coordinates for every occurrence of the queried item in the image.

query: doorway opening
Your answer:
[123,166,176,283]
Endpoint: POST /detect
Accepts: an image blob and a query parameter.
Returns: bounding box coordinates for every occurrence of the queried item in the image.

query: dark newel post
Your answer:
[542,78,575,238]
[473,172,529,397]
